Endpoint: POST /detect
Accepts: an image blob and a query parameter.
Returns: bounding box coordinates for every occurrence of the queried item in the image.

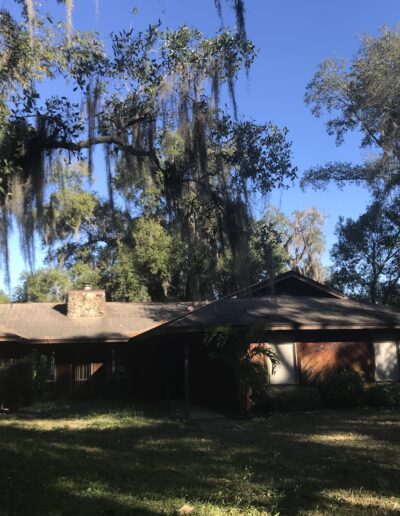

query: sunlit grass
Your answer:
[0,403,399,515]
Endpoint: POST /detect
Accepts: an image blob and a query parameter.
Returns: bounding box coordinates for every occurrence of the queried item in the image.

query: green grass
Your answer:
[0,402,399,515]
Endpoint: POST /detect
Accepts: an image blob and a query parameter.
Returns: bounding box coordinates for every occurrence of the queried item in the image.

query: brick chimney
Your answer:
[67,285,106,318]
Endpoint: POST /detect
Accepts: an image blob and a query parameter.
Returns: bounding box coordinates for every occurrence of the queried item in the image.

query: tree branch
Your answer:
[44,135,152,157]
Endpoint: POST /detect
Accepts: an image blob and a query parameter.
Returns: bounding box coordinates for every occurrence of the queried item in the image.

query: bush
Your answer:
[259,386,322,413]
[0,352,52,410]
[31,350,51,398]
[367,383,400,409]
[0,358,34,410]
[318,369,365,408]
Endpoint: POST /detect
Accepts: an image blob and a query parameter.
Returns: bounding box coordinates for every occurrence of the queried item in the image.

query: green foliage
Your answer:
[0,5,296,297]
[284,208,325,281]
[304,26,400,192]
[259,386,322,413]
[250,210,289,281]
[304,27,400,305]
[133,218,172,283]
[30,350,51,399]
[330,198,400,305]
[0,351,51,409]
[0,357,33,409]
[206,323,279,411]
[14,267,71,302]
[43,160,98,245]
[44,188,98,243]
[0,289,10,303]
[367,383,400,409]
[68,262,101,289]
[101,243,150,302]
[252,206,326,282]
[318,369,366,408]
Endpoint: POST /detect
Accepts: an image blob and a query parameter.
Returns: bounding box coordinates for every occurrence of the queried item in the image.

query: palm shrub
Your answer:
[205,323,279,412]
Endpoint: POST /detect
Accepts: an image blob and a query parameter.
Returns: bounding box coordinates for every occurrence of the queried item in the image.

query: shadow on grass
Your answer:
[0,405,399,515]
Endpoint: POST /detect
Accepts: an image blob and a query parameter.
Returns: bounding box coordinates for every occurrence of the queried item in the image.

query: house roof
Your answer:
[245,270,346,299]
[0,271,398,344]
[165,295,400,332]
[0,302,197,343]
[0,325,27,342]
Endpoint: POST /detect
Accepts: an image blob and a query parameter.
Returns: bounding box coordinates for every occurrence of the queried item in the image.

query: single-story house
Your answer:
[0,271,399,410]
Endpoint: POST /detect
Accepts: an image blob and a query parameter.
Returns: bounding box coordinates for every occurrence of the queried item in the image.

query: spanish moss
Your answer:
[233,0,247,43]
[66,0,73,41]
[86,80,101,181]
[0,8,297,300]
[211,61,220,112]
[94,0,99,21]
[104,144,115,213]
[0,208,10,288]
[24,0,34,40]
[227,72,238,120]
[214,0,223,22]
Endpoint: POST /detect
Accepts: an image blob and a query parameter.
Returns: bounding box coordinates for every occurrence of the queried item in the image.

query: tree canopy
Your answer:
[252,207,326,282]
[303,26,400,194]
[330,196,400,306]
[0,2,297,299]
[302,25,400,306]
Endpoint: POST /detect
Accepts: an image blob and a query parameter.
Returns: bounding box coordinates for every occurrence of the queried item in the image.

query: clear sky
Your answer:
[1,0,399,292]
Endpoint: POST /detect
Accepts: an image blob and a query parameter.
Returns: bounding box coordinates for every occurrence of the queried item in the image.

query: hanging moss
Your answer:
[0,208,10,287]
[104,143,115,213]
[0,12,297,300]
[211,60,221,112]
[233,0,247,43]
[214,0,223,21]
[66,0,74,41]
[24,0,35,40]
[86,82,99,181]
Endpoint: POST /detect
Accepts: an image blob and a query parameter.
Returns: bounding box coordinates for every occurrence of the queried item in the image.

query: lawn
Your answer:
[0,403,399,515]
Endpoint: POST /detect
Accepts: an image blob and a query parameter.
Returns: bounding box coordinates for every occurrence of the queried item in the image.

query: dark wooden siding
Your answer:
[297,341,373,383]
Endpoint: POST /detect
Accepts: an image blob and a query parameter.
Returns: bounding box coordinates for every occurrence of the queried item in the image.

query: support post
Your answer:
[164,344,170,411]
[184,342,190,419]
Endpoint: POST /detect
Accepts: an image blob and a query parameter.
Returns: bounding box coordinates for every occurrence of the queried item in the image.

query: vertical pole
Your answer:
[184,342,190,419]
[164,343,170,411]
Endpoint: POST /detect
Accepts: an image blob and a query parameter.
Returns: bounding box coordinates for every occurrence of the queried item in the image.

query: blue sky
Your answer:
[1,0,399,291]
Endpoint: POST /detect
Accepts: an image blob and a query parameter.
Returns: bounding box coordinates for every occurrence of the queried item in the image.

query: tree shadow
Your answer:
[0,406,399,515]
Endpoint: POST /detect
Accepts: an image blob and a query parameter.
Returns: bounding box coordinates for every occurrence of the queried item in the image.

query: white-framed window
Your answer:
[373,339,400,382]
[267,339,297,385]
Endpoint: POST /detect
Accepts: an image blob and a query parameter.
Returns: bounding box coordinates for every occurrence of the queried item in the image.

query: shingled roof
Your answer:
[0,295,398,344]
[0,302,196,343]
[243,270,347,299]
[165,295,400,332]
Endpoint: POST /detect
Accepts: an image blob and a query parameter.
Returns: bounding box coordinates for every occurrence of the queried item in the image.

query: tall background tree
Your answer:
[303,26,400,194]
[0,1,297,300]
[303,25,400,305]
[330,197,400,305]
[251,207,326,282]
